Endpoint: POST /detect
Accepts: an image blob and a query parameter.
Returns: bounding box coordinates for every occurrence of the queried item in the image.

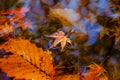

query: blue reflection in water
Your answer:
[86,23,101,45]
[97,0,110,14]
[80,66,90,78]
[0,73,10,80]
[34,0,41,10]
[73,18,101,45]
[18,0,120,46]
[19,0,31,8]
[66,0,79,10]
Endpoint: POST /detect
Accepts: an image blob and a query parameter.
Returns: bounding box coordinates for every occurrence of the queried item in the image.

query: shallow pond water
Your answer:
[0,0,120,80]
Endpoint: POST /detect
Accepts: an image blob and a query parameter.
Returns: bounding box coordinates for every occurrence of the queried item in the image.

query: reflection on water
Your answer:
[0,0,120,79]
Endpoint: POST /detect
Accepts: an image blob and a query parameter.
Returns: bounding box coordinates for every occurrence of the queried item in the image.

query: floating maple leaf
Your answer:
[48,30,71,51]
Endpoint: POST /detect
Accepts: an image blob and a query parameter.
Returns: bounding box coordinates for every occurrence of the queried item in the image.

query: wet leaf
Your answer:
[0,54,52,80]
[0,38,55,75]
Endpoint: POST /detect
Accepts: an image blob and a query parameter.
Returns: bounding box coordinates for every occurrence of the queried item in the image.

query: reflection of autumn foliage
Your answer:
[49,8,80,26]
[3,7,29,21]
[0,7,32,37]
[0,38,55,76]
[4,7,32,30]
[0,2,111,79]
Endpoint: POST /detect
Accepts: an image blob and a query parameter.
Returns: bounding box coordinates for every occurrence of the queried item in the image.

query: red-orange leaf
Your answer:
[3,7,29,15]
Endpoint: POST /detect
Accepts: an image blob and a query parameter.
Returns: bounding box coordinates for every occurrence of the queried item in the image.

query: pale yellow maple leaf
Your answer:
[48,30,71,51]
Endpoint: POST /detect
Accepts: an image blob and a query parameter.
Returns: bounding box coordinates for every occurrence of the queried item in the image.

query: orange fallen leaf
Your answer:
[0,54,52,80]
[82,63,108,80]
[0,38,55,75]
